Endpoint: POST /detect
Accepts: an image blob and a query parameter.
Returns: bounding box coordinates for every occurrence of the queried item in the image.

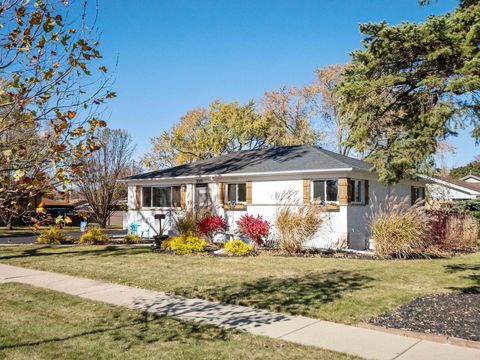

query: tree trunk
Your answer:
[6,222,12,230]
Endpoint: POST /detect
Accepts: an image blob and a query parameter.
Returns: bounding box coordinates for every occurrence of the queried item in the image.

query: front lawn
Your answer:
[0,283,352,360]
[0,245,478,324]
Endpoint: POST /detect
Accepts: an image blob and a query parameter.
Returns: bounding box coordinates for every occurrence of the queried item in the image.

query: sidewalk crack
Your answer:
[391,339,422,360]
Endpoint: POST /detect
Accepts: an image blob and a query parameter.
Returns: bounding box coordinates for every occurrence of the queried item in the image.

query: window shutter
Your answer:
[180,185,186,209]
[246,181,252,205]
[411,186,415,205]
[218,183,224,205]
[364,180,369,205]
[303,179,311,204]
[339,178,350,204]
[135,186,141,209]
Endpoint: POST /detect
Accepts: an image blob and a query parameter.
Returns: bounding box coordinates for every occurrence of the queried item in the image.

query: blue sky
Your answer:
[96,0,476,167]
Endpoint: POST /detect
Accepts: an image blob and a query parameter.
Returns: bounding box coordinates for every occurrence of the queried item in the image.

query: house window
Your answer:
[412,186,425,204]
[349,180,364,204]
[226,183,246,203]
[142,186,181,208]
[312,180,338,202]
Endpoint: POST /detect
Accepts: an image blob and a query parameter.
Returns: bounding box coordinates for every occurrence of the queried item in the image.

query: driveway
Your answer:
[0,229,128,245]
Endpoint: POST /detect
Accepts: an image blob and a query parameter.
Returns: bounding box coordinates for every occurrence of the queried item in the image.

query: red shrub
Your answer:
[236,214,270,246]
[197,214,227,241]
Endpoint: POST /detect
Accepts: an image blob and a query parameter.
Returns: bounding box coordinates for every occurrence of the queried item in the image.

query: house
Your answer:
[121,145,426,250]
[425,175,480,201]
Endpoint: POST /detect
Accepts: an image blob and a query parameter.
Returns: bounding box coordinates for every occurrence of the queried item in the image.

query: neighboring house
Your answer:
[425,175,480,201]
[72,199,126,227]
[461,174,480,183]
[121,145,426,250]
[40,198,76,218]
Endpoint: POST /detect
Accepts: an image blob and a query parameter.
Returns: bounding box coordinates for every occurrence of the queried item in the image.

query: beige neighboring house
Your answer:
[424,175,480,201]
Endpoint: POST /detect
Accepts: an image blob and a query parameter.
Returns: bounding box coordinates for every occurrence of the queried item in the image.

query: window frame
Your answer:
[349,179,365,205]
[412,186,426,204]
[311,179,339,203]
[141,186,181,209]
[225,183,247,204]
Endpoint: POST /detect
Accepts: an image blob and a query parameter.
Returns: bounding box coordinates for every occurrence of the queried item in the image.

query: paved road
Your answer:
[0,263,478,360]
[0,230,128,245]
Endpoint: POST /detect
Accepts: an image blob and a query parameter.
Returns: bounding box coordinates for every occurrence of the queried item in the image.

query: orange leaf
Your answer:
[67,111,76,119]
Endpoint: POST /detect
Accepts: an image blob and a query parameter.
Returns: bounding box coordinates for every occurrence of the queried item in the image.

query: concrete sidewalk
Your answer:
[0,263,478,360]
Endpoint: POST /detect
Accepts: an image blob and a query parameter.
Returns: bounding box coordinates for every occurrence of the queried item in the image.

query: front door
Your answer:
[195,184,211,211]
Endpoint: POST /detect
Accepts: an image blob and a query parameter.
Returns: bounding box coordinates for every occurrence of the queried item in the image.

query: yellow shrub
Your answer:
[167,236,206,255]
[79,227,109,244]
[224,239,254,256]
[37,226,70,245]
[123,234,140,244]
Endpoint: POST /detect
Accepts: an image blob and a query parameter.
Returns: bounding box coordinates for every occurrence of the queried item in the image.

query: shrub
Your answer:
[275,204,323,254]
[198,214,227,241]
[167,236,207,255]
[370,197,431,258]
[224,239,254,256]
[236,214,270,246]
[37,226,70,245]
[174,211,199,237]
[122,234,140,244]
[429,210,479,251]
[79,227,109,244]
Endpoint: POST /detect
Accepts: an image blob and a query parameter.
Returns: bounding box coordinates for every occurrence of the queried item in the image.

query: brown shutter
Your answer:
[364,180,369,205]
[218,183,224,205]
[180,185,186,209]
[135,186,141,209]
[411,186,415,205]
[339,178,350,204]
[303,179,311,204]
[246,181,252,205]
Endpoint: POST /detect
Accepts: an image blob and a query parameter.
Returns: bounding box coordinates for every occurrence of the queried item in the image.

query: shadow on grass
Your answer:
[444,263,480,294]
[0,245,148,261]
[179,270,374,316]
[0,311,229,351]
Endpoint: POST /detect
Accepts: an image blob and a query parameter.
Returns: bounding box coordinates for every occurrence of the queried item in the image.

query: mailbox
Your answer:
[154,214,166,220]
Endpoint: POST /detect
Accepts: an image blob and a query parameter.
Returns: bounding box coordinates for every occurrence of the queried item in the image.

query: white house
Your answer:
[121,145,426,250]
[425,175,480,201]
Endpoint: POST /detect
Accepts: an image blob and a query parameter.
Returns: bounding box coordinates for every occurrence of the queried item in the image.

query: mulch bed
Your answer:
[370,293,480,342]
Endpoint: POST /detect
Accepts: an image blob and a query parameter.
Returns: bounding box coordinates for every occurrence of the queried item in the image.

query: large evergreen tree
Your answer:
[338,0,480,183]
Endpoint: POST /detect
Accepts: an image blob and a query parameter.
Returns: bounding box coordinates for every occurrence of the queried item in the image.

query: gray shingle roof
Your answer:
[127,145,372,180]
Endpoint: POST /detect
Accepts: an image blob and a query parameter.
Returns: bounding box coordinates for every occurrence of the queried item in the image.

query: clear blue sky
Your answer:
[96,0,476,168]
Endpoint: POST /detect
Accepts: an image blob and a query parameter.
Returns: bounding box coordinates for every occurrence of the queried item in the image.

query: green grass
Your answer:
[0,245,478,324]
[0,282,354,360]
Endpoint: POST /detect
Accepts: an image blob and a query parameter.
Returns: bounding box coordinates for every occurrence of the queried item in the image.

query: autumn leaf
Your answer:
[67,111,76,119]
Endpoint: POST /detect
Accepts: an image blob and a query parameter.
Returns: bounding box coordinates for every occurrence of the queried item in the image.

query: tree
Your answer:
[75,129,134,228]
[450,156,480,179]
[261,85,322,146]
[313,64,353,156]
[143,100,270,169]
[0,1,114,226]
[337,0,480,183]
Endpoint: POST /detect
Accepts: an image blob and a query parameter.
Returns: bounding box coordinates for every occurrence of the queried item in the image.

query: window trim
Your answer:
[225,182,247,204]
[311,178,339,203]
[349,179,365,205]
[141,186,181,209]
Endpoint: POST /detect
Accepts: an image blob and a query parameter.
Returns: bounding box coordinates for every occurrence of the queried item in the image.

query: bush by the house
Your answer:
[197,214,227,241]
[174,211,199,237]
[122,234,140,244]
[37,226,71,245]
[370,198,431,258]
[429,208,479,252]
[167,235,207,255]
[224,239,254,256]
[275,204,323,254]
[236,214,270,246]
[79,227,109,244]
